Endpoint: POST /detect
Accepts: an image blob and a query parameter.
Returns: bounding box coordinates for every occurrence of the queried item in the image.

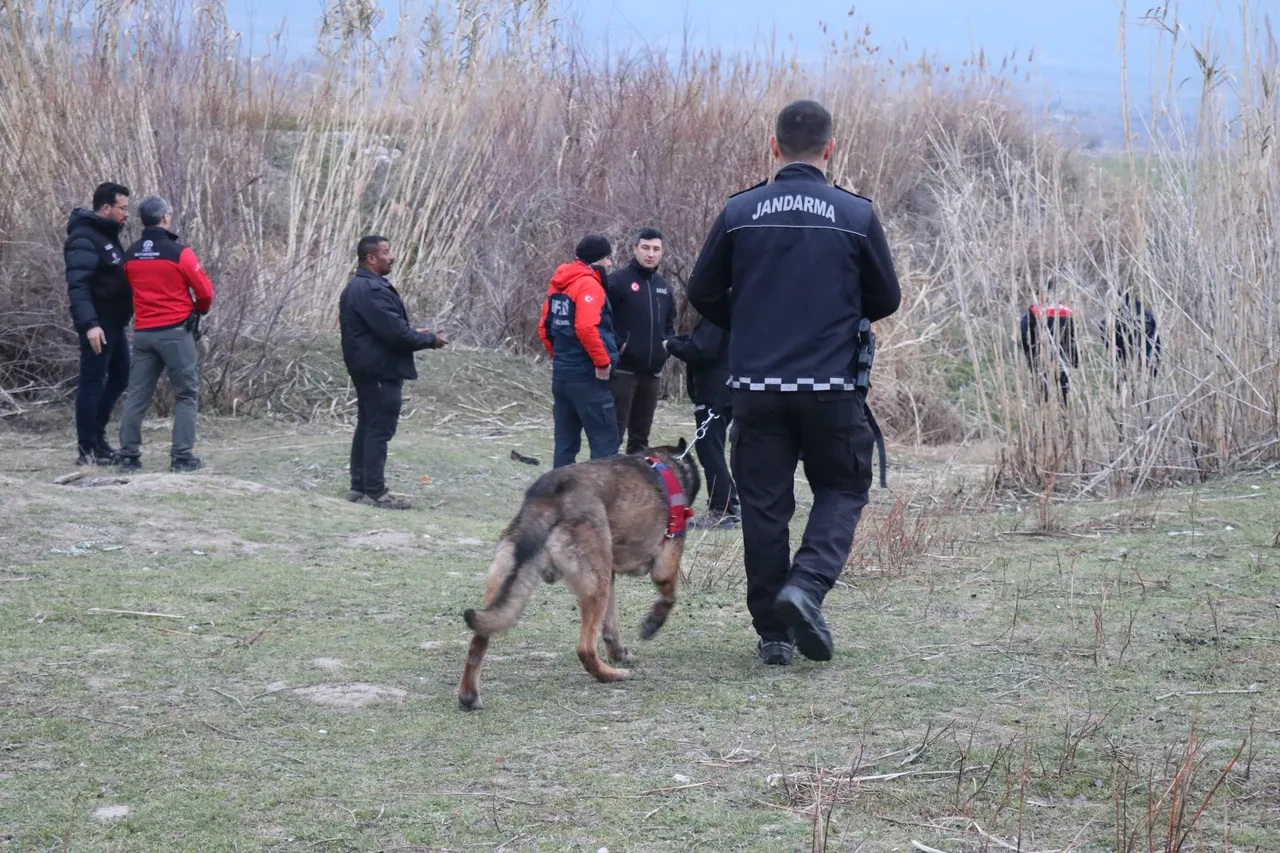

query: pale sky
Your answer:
[225,0,1253,114]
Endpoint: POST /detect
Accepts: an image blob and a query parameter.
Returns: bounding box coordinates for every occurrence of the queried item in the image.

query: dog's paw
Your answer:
[608,648,635,666]
[458,693,484,712]
[639,616,664,640]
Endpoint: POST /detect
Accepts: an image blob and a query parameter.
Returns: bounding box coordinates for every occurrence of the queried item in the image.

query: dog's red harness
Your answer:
[646,456,694,538]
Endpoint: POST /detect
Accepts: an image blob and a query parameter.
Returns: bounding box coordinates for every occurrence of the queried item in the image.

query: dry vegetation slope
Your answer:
[0,0,1276,493]
[1,347,1279,850]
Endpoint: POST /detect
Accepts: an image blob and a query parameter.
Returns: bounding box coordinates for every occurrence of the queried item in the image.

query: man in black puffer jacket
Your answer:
[64,182,134,466]
[665,314,739,528]
[606,228,676,454]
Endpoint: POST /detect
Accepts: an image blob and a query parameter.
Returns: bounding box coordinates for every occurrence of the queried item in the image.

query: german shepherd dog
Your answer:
[457,440,701,711]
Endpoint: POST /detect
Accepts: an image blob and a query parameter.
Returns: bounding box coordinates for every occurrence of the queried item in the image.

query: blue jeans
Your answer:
[75,319,130,452]
[552,377,619,468]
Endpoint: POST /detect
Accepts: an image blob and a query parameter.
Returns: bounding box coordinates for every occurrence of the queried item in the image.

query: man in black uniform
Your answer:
[687,99,902,666]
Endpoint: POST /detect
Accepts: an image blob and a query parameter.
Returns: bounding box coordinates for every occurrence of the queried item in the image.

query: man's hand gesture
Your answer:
[594,365,611,381]
[86,326,106,355]
[419,328,449,348]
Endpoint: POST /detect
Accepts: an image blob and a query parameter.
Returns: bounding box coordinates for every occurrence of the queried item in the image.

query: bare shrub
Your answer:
[846,490,968,579]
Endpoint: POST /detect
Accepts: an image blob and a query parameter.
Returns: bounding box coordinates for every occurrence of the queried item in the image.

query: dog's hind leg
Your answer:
[458,540,515,711]
[552,525,631,683]
[602,577,634,666]
[457,635,489,712]
[639,540,683,640]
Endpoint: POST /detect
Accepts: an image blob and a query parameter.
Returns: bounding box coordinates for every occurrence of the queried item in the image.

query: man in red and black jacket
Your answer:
[115,196,215,473]
[538,234,621,468]
[1019,279,1079,405]
[606,228,676,454]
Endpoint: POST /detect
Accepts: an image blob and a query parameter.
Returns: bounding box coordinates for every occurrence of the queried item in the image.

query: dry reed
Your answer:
[0,0,1274,493]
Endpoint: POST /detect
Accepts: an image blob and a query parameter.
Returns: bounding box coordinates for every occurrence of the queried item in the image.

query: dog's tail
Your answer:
[463,499,559,637]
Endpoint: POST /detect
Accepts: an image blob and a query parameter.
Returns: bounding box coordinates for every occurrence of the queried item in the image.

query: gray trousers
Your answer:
[118,325,200,462]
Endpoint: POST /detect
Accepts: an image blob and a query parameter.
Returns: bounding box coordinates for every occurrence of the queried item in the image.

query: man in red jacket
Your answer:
[538,235,621,468]
[115,196,215,473]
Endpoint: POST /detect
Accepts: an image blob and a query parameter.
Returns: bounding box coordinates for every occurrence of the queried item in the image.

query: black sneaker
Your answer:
[358,490,412,510]
[170,456,205,473]
[77,444,116,466]
[346,489,364,502]
[689,511,737,530]
[116,455,142,473]
[774,585,834,662]
[757,638,795,666]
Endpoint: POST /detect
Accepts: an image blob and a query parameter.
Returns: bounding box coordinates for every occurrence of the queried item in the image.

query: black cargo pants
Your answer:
[730,388,874,641]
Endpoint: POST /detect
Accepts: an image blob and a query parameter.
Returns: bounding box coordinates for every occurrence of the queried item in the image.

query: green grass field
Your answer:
[2,351,1278,852]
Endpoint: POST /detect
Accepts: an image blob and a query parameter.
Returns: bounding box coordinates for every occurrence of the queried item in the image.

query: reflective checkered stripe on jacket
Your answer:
[728,377,858,392]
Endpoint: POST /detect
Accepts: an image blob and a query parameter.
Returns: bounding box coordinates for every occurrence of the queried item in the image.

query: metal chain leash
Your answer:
[674,411,719,461]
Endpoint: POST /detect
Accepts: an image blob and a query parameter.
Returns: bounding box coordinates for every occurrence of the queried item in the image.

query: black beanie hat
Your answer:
[575,234,612,265]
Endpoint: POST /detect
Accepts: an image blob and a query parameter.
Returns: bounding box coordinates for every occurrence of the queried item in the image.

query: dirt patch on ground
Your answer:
[312,657,343,672]
[293,683,408,709]
[101,473,277,497]
[343,529,419,549]
[125,518,267,557]
[91,805,130,823]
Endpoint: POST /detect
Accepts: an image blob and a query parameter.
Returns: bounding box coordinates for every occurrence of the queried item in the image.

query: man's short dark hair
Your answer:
[92,182,130,212]
[635,227,663,244]
[357,235,388,264]
[775,100,833,160]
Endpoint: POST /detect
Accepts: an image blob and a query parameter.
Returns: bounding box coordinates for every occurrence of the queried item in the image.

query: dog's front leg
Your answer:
[602,574,634,666]
[639,540,682,640]
[575,574,631,682]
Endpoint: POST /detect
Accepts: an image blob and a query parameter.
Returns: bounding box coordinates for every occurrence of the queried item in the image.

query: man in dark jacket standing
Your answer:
[665,315,739,528]
[64,182,133,465]
[687,99,902,667]
[339,235,448,510]
[607,228,676,454]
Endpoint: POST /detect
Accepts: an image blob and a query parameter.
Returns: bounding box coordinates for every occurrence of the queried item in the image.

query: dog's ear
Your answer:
[677,437,687,453]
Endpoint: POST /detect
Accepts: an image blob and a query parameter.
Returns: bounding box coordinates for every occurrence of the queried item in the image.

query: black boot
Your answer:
[774,585,834,662]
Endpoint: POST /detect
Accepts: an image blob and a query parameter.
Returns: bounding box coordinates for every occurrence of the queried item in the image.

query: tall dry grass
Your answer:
[928,4,1279,493]
[0,0,1274,493]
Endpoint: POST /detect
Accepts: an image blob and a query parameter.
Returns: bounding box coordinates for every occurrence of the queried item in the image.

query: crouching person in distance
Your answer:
[116,196,214,473]
[538,235,621,468]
